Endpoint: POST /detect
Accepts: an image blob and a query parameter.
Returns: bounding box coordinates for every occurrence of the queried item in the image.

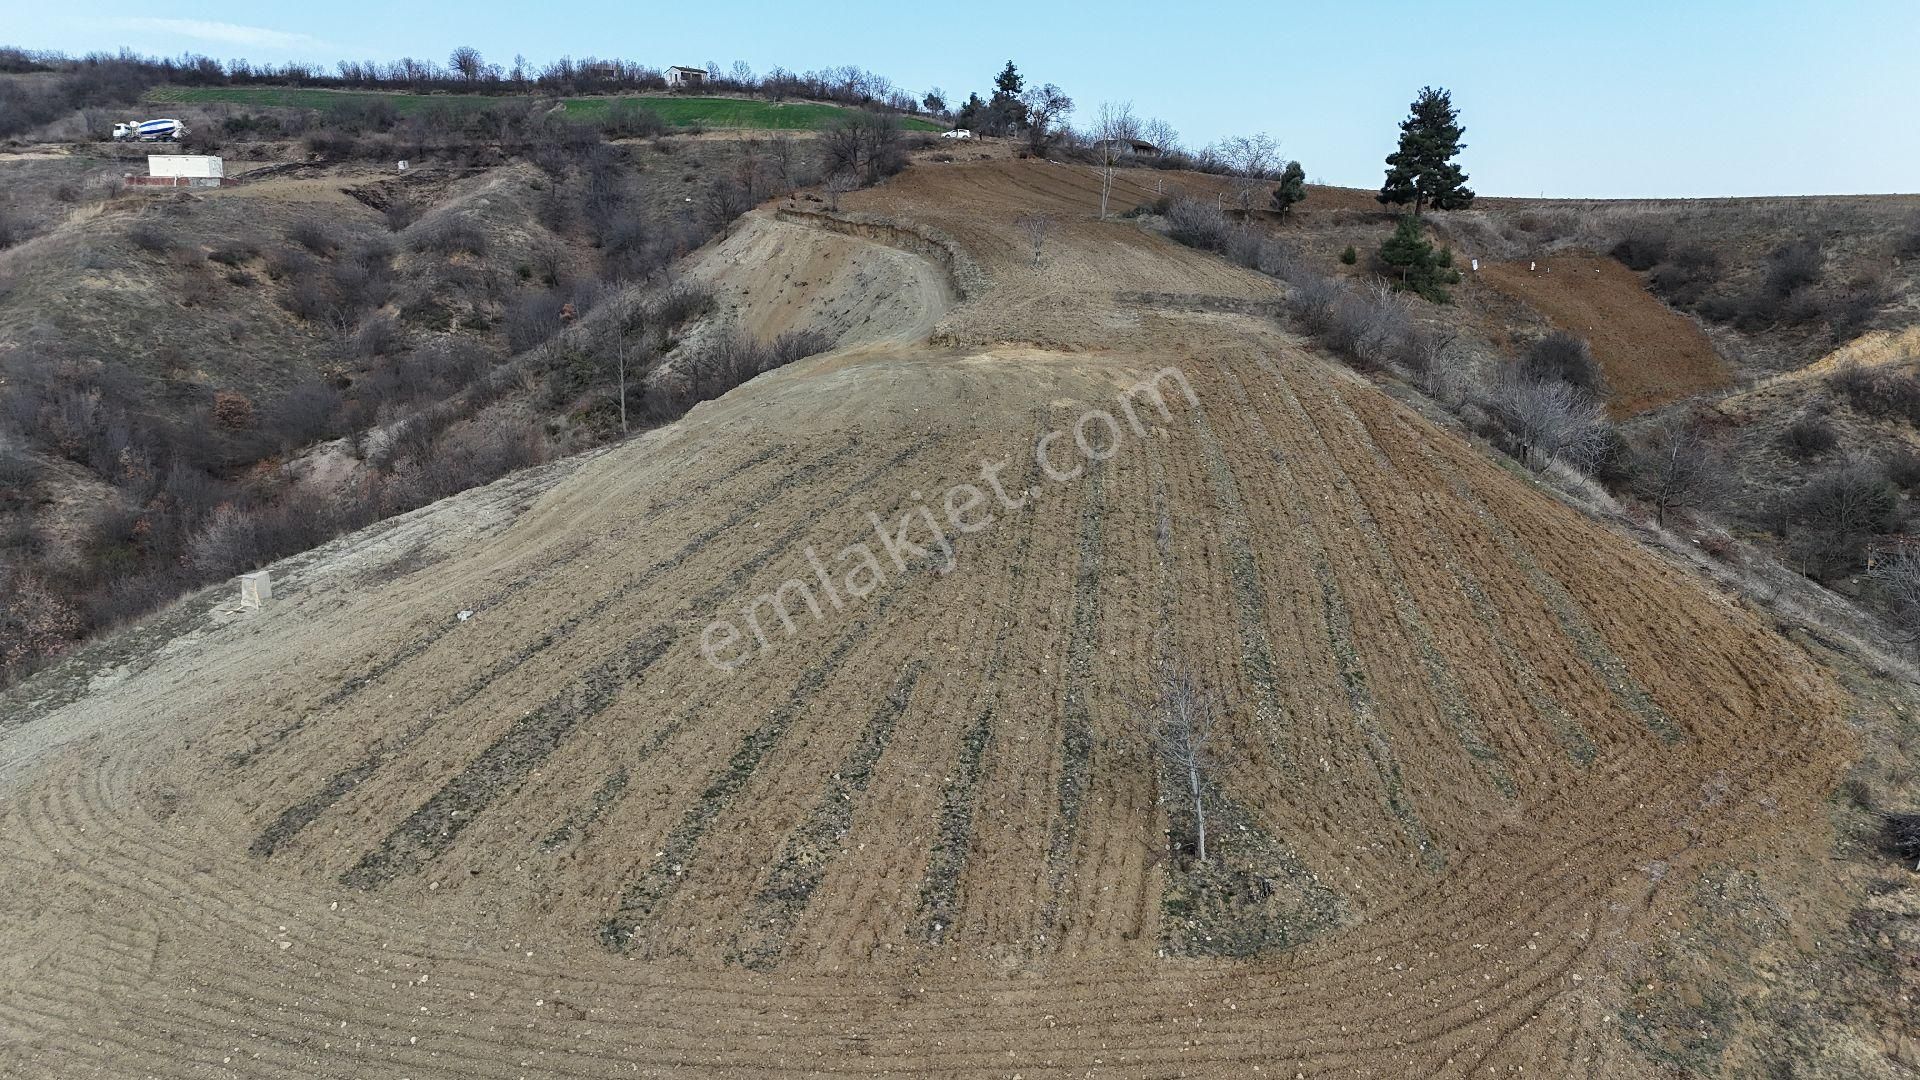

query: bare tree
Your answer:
[1014,212,1054,268]
[1871,546,1920,649]
[1092,101,1140,220]
[1139,664,1224,862]
[1630,418,1725,527]
[1487,368,1612,472]
[1216,133,1281,217]
[824,170,857,213]
[448,46,485,84]
[1019,83,1074,157]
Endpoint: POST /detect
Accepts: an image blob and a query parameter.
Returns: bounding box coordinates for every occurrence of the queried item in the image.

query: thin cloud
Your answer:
[108,18,326,52]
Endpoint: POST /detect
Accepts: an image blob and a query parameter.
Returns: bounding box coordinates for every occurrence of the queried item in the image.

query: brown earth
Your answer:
[1477,252,1731,416]
[0,159,1870,1077]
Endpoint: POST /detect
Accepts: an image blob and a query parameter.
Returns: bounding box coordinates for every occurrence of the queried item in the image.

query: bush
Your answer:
[1885,813,1920,865]
[407,214,489,257]
[1164,198,1233,253]
[212,390,256,430]
[1762,239,1823,300]
[1339,245,1357,266]
[128,220,175,254]
[1647,245,1721,307]
[287,219,339,257]
[206,240,258,266]
[351,313,402,358]
[1779,459,1900,576]
[263,380,343,450]
[1610,231,1670,272]
[1896,217,1920,261]
[1519,331,1606,395]
[1828,364,1920,426]
[1782,414,1839,458]
[385,199,421,231]
[0,212,26,251]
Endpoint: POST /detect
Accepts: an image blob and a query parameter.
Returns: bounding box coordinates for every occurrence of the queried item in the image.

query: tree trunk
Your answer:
[1188,759,1206,862]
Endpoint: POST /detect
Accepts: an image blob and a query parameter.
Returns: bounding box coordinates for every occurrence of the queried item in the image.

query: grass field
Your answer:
[146,85,944,131]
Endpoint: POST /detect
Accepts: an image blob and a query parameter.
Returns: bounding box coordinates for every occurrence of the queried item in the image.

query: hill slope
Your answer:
[0,159,1851,1077]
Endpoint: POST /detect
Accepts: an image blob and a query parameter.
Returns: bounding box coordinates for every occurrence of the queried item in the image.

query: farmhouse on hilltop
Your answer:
[1095,138,1162,160]
[665,65,708,88]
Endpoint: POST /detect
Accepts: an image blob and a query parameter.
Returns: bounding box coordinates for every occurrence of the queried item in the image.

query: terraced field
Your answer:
[0,159,1851,1076]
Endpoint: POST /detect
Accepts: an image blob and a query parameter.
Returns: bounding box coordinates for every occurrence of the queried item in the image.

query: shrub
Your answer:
[1484,367,1613,473]
[1828,364,1920,426]
[206,240,258,266]
[385,199,421,231]
[1778,459,1900,576]
[1782,414,1838,458]
[1885,813,1920,866]
[263,380,343,450]
[1647,245,1721,307]
[1610,231,1670,272]
[1762,239,1823,300]
[1896,217,1920,261]
[287,219,339,257]
[1165,198,1233,253]
[0,212,26,251]
[212,390,256,430]
[1339,245,1357,266]
[128,220,175,254]
[407,214,489,257]
[1519,331,1606,394]
[351,314,402,358]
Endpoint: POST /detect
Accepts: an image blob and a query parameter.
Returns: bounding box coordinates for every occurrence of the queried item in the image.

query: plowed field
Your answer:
[0,160,1846,1078]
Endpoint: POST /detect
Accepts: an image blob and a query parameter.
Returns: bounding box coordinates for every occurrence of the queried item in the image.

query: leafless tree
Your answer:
[1216,133,1281,217]
[1092,101,1139,220]
[1630,418,1726,527]
[824,170,857,212]
[1870,547,1920,648]
[448,46,485,84]
[1019,83,1074,157]
[1014,212,1054,268]
[1139,664,1224,863]
[1487,368,1612,472]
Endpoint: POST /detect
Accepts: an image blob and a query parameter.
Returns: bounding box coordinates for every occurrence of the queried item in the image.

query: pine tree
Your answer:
[1378,86,1474,215]
[1376,215,1461,302]
[984,61,1028,136]
[1270,161,1306,217]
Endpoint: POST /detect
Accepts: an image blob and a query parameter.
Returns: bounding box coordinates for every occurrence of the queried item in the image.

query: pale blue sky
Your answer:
[17,1,1920,197]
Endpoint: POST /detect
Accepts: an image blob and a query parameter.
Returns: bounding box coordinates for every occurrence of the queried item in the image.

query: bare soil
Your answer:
[0,158,1902,1078]
[1478,252,1731,415]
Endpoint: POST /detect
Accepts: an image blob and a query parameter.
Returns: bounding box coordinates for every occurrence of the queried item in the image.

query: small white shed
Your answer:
[148,155,224,179]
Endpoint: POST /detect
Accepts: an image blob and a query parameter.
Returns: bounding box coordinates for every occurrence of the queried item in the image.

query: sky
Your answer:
[16,1,1920,198]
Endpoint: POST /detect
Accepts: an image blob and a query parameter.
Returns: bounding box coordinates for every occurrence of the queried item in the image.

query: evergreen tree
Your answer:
[1378,86,1474,215]
[1270,161,1306,217]
[1376,215,1461,302]
[955,92,985,130]
[984,61,1028,136]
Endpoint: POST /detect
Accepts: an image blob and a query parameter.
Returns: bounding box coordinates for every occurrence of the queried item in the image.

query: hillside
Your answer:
[146,85,948,132]
[2,157,1896,1078]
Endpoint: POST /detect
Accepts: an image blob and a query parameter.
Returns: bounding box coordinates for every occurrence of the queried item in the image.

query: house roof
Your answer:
[667,65,708,74]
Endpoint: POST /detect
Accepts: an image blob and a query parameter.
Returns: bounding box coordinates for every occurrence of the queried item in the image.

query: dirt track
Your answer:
[0,160,1850,1077]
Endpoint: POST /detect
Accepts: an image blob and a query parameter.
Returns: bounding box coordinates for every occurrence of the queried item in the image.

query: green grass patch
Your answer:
[147,85,941,131]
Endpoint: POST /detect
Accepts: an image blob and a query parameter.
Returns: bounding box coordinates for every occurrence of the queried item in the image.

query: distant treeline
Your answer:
[0,46,926,138]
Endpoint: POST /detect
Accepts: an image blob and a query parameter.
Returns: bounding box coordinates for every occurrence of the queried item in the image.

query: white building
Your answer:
[665,65,708,88]
[126,155,225,189]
